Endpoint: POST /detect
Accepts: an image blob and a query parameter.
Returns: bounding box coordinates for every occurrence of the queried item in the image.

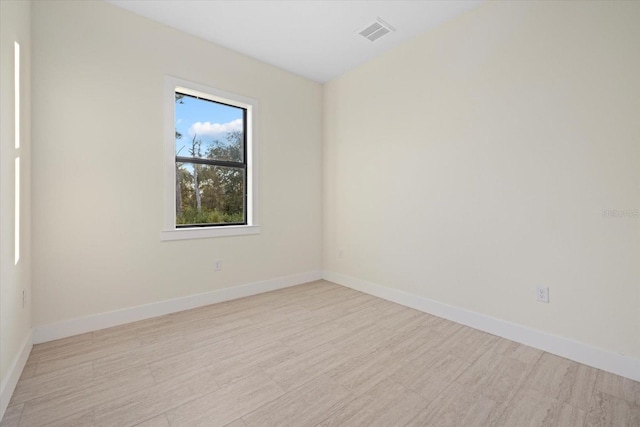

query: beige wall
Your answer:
[0,0,32,386]
[31,1,322,326]
[324,1,640,358]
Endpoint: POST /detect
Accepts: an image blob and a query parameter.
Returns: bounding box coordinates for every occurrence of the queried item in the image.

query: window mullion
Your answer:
[176,156,246,169]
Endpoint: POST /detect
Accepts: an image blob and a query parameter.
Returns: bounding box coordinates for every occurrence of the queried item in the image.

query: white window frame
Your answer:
[161,76,260,241]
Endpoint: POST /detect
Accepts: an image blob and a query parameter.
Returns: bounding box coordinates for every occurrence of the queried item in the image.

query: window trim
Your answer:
[162,76,260,241]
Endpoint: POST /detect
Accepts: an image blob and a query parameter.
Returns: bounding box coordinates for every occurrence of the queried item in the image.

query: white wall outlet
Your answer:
[337,249,343,260]
[536,286,549,303]
[22,289,25,308]
[214,260,222,271]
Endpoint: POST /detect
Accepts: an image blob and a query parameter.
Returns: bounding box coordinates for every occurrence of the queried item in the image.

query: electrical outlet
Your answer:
[214,260,222,271]
[22,290,25,308]
[337,249,343,260]
[536,286,549,303]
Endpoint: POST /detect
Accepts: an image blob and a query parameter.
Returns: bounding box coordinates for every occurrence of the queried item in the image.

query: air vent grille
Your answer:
[358,18,395,42]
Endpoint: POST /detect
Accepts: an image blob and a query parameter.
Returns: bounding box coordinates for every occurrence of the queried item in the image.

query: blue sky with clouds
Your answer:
[175,94,243,157]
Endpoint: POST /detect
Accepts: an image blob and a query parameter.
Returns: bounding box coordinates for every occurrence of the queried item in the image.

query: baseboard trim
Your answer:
[33,270,322,344]
[0,329,33,420]
[323,270,640,382]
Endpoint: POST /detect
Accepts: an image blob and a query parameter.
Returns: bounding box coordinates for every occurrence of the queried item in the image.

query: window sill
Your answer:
[161,225,261,241]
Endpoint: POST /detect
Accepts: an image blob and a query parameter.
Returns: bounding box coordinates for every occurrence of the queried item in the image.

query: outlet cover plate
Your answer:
[536,286,549,303]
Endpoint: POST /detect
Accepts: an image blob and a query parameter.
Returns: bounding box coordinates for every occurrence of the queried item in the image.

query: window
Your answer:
[15,41,21,264]
[175,93,247,226]
[162,77,259,240]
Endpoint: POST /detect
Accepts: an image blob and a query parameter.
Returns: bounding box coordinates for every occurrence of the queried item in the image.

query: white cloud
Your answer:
[188,119,242,138]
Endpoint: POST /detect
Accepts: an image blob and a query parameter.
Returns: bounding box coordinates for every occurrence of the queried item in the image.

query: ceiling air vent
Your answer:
[358,18,395,42]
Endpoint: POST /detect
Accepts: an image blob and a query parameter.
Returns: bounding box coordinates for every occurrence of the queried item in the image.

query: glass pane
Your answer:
[176,162,245,226]
[175,92,244,163]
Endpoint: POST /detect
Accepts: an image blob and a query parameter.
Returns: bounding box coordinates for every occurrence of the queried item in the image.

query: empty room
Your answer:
[1,0,638,426]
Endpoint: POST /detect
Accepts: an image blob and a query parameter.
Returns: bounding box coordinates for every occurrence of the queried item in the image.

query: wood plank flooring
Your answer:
[2,280,638,426]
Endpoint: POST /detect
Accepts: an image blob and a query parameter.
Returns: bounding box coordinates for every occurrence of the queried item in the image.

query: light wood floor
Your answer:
[2,280,638,427]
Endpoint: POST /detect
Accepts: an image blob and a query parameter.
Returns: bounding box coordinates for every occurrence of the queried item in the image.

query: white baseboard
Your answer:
[33,270,322,344]
[1,330,33,420]
[323,270,640,382]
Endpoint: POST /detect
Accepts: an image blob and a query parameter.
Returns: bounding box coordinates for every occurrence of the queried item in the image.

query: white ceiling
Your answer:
[107,0,482,83]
